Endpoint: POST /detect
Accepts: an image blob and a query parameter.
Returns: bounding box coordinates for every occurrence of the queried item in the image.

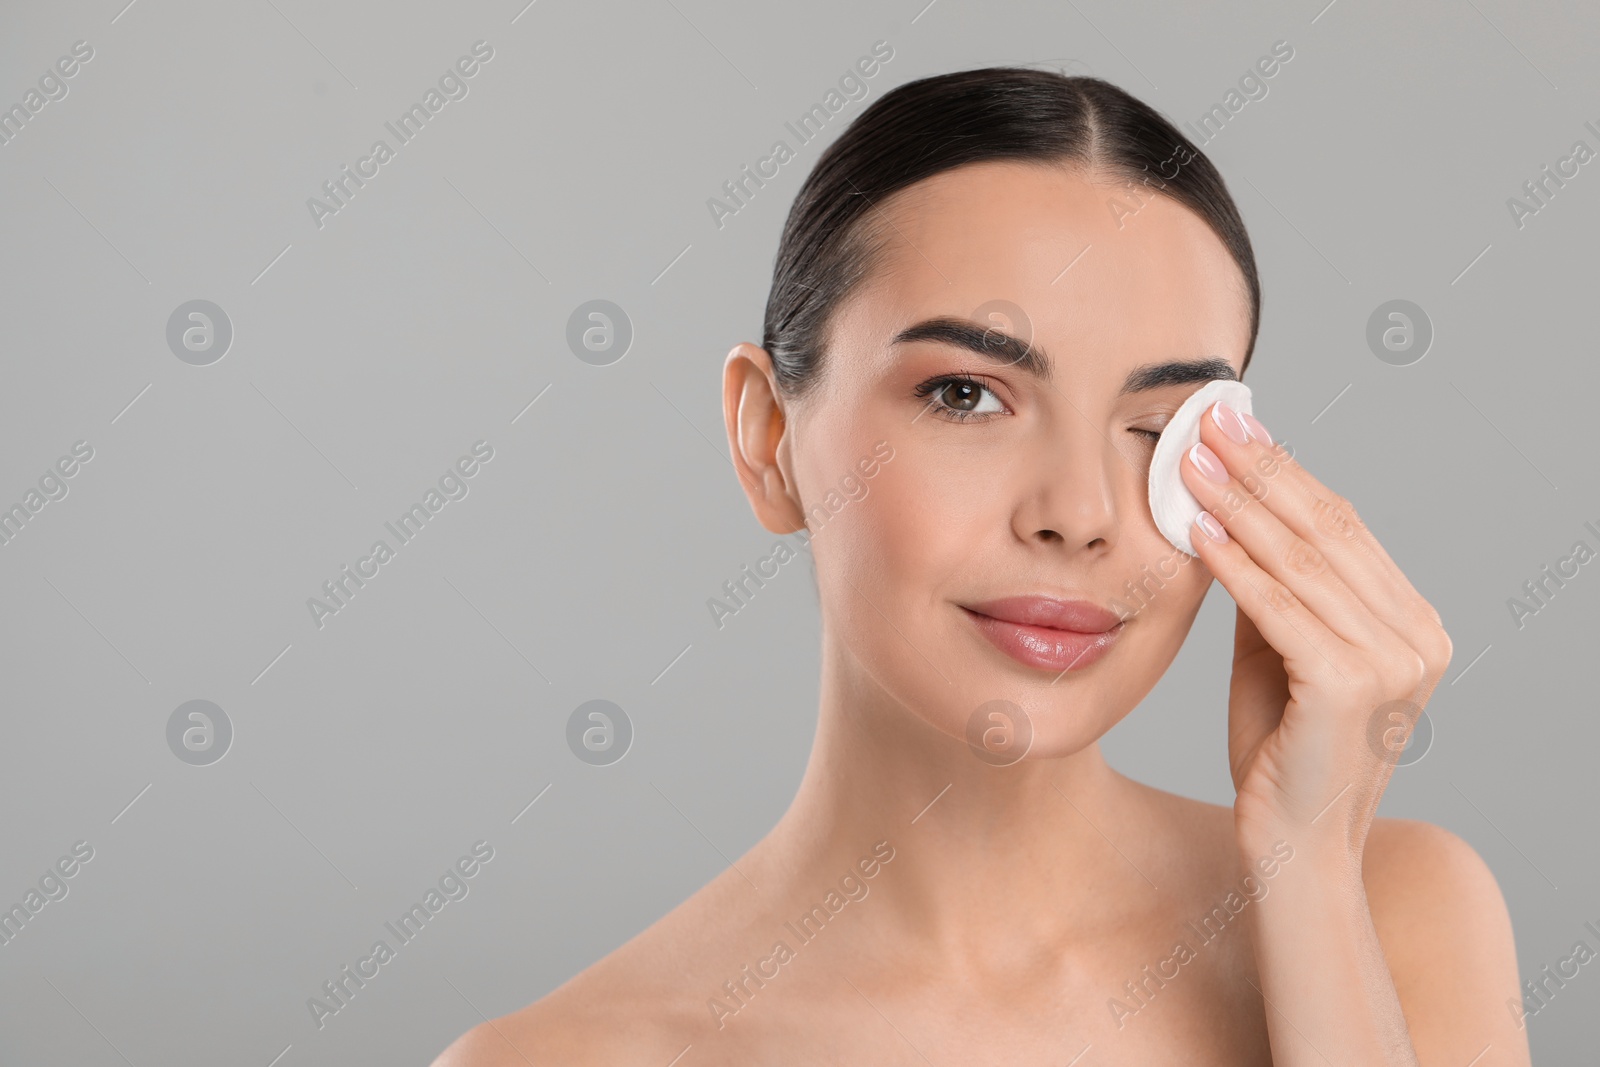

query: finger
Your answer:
[1188,506,1357,688]
[1182,438,1396,654]
[1197,402,1438,631]
[1226,606,1291,789]
[1209,406,1453,676]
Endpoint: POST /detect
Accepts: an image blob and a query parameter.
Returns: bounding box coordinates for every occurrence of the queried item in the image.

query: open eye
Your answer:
[913,374,1007,422]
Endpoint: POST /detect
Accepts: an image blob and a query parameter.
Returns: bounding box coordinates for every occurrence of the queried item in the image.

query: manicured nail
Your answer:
[1240,411,1272,445]
[1196,511,1228,544]
[1189,441,1229,484]
[1210,401,1249,445]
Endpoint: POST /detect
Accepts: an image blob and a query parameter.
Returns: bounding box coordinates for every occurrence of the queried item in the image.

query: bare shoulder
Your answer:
[427,998,589,1067]
[429,864,758,1067]
[1362,816,1515,955]
[1361,816,1531,1063]
[427,972,679,1067]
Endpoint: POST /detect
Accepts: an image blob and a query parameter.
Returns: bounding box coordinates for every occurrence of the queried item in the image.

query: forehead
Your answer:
[829,160,1251,387]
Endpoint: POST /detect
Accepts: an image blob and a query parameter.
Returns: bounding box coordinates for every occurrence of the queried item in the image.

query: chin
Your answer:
[930,613,1155,763]
[832,587,1159,761]
[899,658,1126,766]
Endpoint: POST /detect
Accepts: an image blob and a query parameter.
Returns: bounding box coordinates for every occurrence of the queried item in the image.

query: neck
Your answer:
[759,628,1166,973]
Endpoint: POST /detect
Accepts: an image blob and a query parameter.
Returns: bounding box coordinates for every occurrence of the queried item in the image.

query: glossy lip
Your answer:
[960,596,1126,673]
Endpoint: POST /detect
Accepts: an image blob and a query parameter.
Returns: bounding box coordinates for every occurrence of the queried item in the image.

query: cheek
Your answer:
[1112,536,1214,631]
[801,438,1217,753]
[805,450,981,693]
[815,445,988,603]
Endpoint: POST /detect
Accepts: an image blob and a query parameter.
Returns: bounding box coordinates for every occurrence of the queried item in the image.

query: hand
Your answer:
[1179,401,1454,864]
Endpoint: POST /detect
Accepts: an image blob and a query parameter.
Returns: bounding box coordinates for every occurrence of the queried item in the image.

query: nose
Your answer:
[1011,421,1121,552]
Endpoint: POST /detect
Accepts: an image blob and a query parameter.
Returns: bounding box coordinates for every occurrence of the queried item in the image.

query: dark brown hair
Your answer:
[761,68,1260,400]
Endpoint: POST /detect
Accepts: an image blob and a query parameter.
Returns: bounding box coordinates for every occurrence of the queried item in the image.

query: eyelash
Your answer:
[913,373,1005,421]
[913,373,1167,443]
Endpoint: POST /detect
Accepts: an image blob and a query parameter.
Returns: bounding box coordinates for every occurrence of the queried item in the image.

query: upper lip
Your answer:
[963,595,1126,634]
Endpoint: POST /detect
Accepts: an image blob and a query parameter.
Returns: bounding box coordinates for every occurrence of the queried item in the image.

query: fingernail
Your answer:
[1189,441,1229,484]
[1196,511,1228,544]
[1210,401,1249,445]
[1240,412,1273,445]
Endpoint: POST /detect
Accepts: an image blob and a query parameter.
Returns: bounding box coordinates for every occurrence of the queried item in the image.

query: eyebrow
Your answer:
[889,316,1239,396]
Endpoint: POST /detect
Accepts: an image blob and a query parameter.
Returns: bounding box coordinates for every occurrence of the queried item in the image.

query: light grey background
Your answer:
[1,0,1595,1063]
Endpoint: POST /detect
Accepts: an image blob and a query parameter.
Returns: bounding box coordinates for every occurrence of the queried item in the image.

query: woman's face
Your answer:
[774,160,1252,759]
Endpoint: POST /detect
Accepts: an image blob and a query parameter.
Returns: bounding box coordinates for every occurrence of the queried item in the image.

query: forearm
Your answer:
[1244,841,1420,1067]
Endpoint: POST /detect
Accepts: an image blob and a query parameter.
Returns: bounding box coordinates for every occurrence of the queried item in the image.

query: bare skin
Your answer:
[432,161,1528,1066]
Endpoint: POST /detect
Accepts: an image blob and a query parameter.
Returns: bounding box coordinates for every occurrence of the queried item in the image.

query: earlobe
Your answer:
[723,342,805,535]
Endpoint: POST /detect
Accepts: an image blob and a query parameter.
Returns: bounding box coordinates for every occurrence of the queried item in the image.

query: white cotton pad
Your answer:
[1147,379,1254,556]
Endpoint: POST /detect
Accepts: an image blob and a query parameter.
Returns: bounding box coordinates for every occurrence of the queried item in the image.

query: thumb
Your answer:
[1228,605,1289,791]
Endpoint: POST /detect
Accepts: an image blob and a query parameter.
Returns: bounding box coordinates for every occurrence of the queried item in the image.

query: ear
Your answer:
[722,342,805,535]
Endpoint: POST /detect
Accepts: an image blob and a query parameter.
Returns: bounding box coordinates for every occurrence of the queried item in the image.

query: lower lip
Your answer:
[961,608,1124,673]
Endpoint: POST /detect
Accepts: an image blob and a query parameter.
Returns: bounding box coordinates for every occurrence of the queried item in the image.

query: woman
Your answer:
[436,68,1528,1066]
